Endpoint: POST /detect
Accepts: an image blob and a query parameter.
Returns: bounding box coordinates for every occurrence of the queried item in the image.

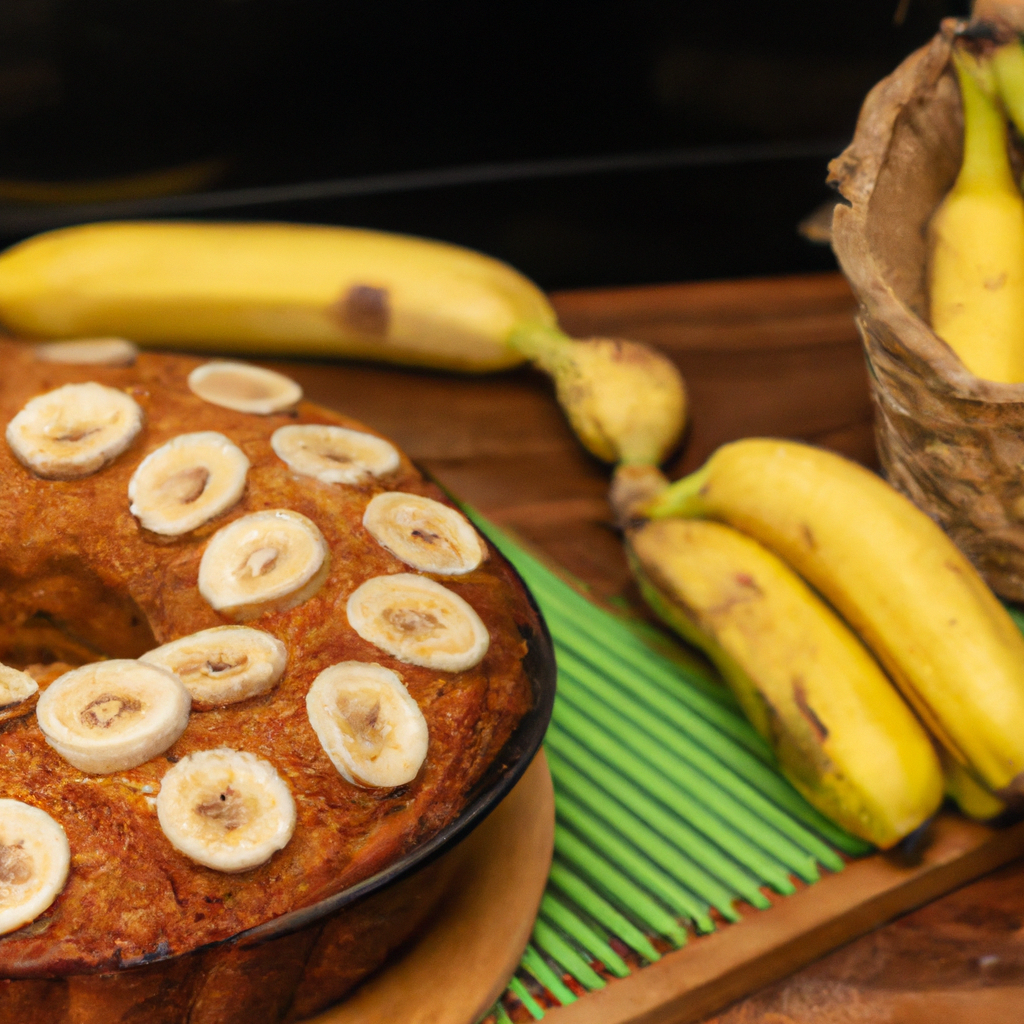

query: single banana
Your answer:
[646,438,1024,799]
[346,573,490,671]
[940,747,1006,821]
[129,432,250,536]
[188,361,302,415]
[627,517,943,847]
[198,509,330,620]
[362,492,487,575]
[140,626,287,708]
[156,747,296,872]
[928,45,1024,382]
[306,661,429,788]
[271,424,400,484]
[6,381,143,479]
[33,337,137,366]
[510,330,688,465]
[0,799,71,935]
[0,664,38,709]
[35,660,192,774]
[0,220,686,465]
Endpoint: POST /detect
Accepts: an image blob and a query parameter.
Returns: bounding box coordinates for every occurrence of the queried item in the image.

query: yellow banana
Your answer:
[940,748,1006,821]
[628,517,943,847]
[646,438,1024,799]
[928,45,1024,383]
[992,34,1024,137]
[0,220,685,465]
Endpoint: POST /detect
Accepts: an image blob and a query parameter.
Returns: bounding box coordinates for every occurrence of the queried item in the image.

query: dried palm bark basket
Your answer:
[829,18,1024,600]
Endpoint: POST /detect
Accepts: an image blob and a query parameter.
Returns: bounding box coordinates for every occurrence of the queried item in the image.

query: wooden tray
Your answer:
[309,751,554,1024]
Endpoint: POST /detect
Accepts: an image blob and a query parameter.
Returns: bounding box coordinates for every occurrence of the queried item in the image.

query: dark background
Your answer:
[0,0,970,289]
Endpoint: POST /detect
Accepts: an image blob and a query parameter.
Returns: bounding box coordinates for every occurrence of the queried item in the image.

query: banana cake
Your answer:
[0,339,538,1020]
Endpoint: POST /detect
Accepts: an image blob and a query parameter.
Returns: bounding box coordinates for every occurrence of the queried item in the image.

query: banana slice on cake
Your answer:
[188,362,302,415]
[0,664,38,709]
[0,800,70,936]
[35,660,191,774]
[6,381,143,479]
[156,747,296,872]
[346,573,489,671]
[128,432,250,535]
[34,338,138,366]
[271,424,400,484]
[306,661,428,788]
[141,626,287,707]
[198,509,329,619]
[362,492,486,574]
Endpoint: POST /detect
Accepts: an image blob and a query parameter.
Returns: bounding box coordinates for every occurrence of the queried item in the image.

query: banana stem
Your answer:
[953,46,1018,193]
[505,322,575,370]
[643,463,712,519]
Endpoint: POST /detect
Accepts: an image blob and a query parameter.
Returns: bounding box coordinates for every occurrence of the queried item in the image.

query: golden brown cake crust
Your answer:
[0,341,535,977]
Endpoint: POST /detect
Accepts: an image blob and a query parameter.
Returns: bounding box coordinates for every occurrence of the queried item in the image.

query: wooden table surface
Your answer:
[272,271,1023,1023]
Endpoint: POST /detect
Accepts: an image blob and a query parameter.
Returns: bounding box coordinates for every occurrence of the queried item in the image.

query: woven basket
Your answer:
[829,18,1024,601]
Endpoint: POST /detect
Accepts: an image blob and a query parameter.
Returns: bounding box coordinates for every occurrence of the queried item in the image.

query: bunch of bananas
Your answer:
[615,440,1024,848]
[928,19,1024,381]
[0,221,686,468]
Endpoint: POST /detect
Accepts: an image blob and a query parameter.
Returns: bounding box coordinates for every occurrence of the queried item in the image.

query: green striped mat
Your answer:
[466,511,871,1023]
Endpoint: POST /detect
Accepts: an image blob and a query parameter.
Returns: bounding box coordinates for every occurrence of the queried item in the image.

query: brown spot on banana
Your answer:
[332,285,391,337]
[793,679,829,743]
[801,523,817,550]
[705,572,764,619]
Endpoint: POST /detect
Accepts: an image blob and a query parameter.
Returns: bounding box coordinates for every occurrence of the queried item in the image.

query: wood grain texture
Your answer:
[263,271,1024,1024]
[310,752,554,1024]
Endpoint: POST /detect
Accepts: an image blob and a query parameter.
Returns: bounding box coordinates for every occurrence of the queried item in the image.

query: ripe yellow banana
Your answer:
[0,220,685,465]
[928,45,1024,383]
[628,517,943,847]
[940,748,1006,821]
[646,438,1024,800]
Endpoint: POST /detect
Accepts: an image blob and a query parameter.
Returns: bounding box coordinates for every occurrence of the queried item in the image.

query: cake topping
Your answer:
[0,800,71,936]
[187,362,302,415]
[141,626,287,708]
[362,492,486,575]
[346,573,490,671]
[156,748,296,873]
[35,660,191,775]
[198,509,330,620]
[6,381,143,480]
[306,662,428,788]
[34,338,138,366]
[271,423,399,484]
[128,431,250,536]
[0,664,38,709]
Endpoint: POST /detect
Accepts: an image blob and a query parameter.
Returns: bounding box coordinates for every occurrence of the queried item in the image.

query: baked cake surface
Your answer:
[0,340,535,976]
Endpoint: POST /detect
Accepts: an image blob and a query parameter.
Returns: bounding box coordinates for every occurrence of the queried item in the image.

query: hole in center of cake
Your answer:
[0,567,158,682]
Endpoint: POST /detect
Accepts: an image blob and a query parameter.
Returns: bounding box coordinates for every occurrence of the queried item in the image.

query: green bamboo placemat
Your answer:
[465,511,870,1024]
